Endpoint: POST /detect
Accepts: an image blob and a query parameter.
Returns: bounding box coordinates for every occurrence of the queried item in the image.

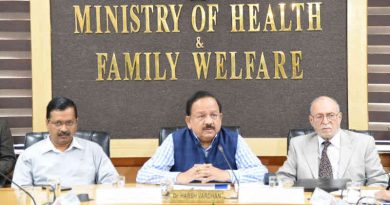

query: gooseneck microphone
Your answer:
[217,145,240,198]
[387,176,389,190]
[357,171,390,189]
[34,183,58,204]
[339,172,390,200]
[0,171,37,205]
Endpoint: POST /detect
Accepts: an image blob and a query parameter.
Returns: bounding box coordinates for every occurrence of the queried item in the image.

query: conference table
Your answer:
[2,183,384,205]
[1,184,384,205]
[1,183,316,205]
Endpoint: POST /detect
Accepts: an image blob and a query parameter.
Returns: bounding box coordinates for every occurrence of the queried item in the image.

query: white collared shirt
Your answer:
[42,135,83,154]
[317,130,341,178]
[191,131,217,157]
[12,137,118,187]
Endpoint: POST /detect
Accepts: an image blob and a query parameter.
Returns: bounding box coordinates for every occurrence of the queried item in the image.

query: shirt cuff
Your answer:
[166,171,180,184]
[228,170,238,183]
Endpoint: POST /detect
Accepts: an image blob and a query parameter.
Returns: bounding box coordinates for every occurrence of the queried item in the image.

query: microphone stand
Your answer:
[359,171,390,189]
[0,172,37,205]
[34,184,57,205]
[339,172,390,199]
[218,145,239,199]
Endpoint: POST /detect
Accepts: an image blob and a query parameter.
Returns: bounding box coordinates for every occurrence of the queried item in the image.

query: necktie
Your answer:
[319,140,333,178]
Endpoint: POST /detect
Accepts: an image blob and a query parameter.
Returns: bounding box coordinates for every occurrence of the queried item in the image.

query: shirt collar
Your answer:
[191,130,218,151]
[317,129,341,149]
[41,136,84,154]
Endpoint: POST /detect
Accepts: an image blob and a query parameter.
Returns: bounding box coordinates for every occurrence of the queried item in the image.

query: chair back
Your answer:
[348,129,373,137]
[24,130,111,157]
[159,127,185,145]
[159,126,241,145]
[287,128,314,152]
[287,128,373,152]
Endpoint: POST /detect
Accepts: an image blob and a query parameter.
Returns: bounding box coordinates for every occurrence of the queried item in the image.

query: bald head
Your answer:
[310,96,340,115]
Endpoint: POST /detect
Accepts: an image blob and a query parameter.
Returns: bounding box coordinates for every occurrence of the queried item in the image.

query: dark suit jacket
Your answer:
[0,120,16,187]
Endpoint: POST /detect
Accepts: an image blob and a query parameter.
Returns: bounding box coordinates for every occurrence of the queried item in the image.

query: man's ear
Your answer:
[46,119,50,129]
[308,115,314,126]
[185,116,191,129]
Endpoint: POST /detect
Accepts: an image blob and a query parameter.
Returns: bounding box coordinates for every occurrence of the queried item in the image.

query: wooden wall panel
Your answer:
[368,1,390,139]
[0,0,32,151]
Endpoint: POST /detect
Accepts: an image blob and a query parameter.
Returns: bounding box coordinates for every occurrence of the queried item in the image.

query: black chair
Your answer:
[0,120,15,187]
[159,126,241,145]
[287,128,373,152]
[287,128,315,152]
[24,131,111,157]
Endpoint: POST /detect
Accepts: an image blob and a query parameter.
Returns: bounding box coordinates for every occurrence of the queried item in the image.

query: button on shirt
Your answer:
[317,131,341,179]
[12,137,118,187]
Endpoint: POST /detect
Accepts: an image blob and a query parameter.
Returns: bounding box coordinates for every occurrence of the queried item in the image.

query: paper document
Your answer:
[331,189,381,197]
[96,187,162,204]
[239,183,305,204]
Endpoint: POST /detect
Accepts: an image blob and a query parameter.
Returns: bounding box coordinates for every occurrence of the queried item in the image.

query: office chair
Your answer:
[159,126,241,145]
[24,130,111,157]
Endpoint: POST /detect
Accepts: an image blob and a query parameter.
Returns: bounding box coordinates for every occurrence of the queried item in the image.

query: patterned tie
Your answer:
[319,140,333,179]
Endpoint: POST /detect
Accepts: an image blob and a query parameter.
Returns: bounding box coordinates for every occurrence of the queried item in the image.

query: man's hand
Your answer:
[176,164,231,184]
[197,164,231,183]
[176,164,202,184]
[375,190,390,201]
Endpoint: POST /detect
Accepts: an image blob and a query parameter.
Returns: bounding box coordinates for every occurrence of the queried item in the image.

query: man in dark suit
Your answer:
[0,119,16,187]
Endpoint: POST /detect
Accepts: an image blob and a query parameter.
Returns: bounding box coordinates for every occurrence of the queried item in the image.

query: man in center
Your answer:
[137,90,268,184]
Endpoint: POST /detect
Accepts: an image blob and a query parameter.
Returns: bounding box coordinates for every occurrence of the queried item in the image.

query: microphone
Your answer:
[357,171,390,189]
[34,183,59,203]
[0,171,37,205]
[337,172,390,201]
[217,145,240,198]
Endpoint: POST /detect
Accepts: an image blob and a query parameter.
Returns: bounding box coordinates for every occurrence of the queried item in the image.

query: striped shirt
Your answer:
[136,133,268,184]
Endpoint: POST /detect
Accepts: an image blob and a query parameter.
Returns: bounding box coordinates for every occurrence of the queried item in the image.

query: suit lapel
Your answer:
[303,134,320,178]
[339,130,353,177]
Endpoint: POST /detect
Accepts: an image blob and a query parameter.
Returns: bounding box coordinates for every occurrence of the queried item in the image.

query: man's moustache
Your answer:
[58,131,71,136]
[203,125,215,130]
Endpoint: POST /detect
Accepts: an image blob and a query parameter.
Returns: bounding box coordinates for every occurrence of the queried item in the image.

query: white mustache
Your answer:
[321,126,332,129]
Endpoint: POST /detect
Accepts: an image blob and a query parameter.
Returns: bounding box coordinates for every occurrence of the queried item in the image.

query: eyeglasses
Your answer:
[192,113,221,122]
[311,112,340,122]
[49,120,77,128]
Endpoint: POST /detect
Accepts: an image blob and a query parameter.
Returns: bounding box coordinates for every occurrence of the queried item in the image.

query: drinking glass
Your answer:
[346,181,362,203]
[160,178,173,196]
[112,175,126,188]
[269,176,278,187]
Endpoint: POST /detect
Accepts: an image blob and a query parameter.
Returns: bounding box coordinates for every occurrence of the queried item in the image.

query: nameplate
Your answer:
[169,190,225,203]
